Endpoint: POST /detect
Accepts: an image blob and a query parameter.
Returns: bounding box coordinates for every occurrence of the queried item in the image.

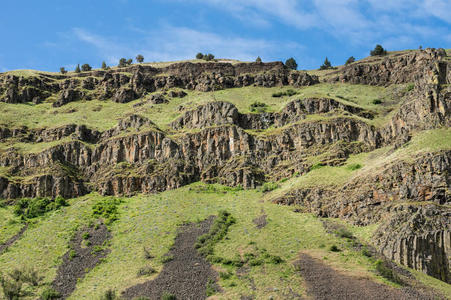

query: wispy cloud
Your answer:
[184,0,450,47]
[72,26,304,63]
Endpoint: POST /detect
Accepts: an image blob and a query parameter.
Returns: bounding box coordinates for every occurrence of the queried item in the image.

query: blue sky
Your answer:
[0,0,450,72]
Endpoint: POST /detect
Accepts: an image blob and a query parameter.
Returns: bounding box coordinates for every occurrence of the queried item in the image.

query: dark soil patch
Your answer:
[52,223,111,299]
[0,223,28,254]
[122,217,218,300]
[253,214,267,229]
[294,253,442,300]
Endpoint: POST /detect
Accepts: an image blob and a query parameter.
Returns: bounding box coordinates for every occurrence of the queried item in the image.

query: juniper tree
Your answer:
[285,57,297,70]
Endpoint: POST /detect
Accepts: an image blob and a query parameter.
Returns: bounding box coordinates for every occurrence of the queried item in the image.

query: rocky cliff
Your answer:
[0,49,450,282]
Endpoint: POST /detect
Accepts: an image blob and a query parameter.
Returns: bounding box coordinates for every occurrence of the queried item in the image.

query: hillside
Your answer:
[0,48,450,299]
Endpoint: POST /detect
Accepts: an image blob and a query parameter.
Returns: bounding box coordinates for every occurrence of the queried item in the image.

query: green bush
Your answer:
[82,232,90,240]
[249,101,268,113]
[196,211,236,259]
[100,289,118,300]
[406,83,414,92]
[345,56,355,65]
[161,292,176,300]
[374,260,402,284]
[92,198,122,224]
[219,271,232,280]
[206,278,217,297]
[137,266,156,277]
[372,99,382,105]
[160,255,173,263]
[0,272,23,300]
[196,52,204,59]
[14,197,68,219]
[60,67,67,74]
[310,163,324,171]
[271,90,298,98]
[262,182,279,192]
[336,228,353,239]
[329,245,340,252]
[347,163,362,171]
[41,288,61,299]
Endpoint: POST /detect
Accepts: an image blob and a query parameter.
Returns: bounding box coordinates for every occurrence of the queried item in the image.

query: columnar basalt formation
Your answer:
[0,49,450,282]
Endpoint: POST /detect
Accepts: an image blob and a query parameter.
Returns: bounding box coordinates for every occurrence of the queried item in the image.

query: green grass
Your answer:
[0,182,447,299]
[0,206,23,244]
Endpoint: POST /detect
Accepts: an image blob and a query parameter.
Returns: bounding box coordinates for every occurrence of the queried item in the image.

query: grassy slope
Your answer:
[0,206,23,244]
[0,184,425,299]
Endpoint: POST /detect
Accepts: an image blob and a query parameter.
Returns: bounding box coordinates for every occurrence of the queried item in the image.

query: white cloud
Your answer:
[72,26,304,63]
[183,0,450,47]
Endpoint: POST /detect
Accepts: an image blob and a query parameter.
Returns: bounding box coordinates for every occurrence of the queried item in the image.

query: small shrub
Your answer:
[310,163,324,171]
[347,163,362,171]
[161,292,176,300]
[345,56,355,65]
[134,297,150,300]
[60,67,67,74]
[362,247,372,257]
[0,272,23,300]
[92,245,103,254]
[406,83,414,92]
[255,56,262,63]
[21,267,42,286]
[197,211,236,260]
[137,266,156,277]
[329,245,340,252]
[336,228,354,239]
[267,255,283,264]
[161,255,173,263]
[101,61,108,69]
[41,288,61,299]
[249,101,268,113]
[372,99,382,105]
[100,289,118,300]
[196,52,204,59]
[204,53,215,61]
[272,92,284,98]
[206,278,217,297]
[374,260,402,284]
[82,232,90,240]
[69,250,77,260]
[13,197,68,219]
[143,247,153,259]
[262,182,279,192]
[92,198,122,224]
[219,271,232,280]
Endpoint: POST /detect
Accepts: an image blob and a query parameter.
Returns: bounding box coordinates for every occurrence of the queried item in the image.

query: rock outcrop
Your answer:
[0,61,319,106]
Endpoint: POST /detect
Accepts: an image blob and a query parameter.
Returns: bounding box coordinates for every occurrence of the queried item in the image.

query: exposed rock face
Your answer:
[328,48,448,86]
[273,150,451,282]
[0,49,450,282]
[374,205,451,283]
[170,98,374,131]
[0,61,319,106]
